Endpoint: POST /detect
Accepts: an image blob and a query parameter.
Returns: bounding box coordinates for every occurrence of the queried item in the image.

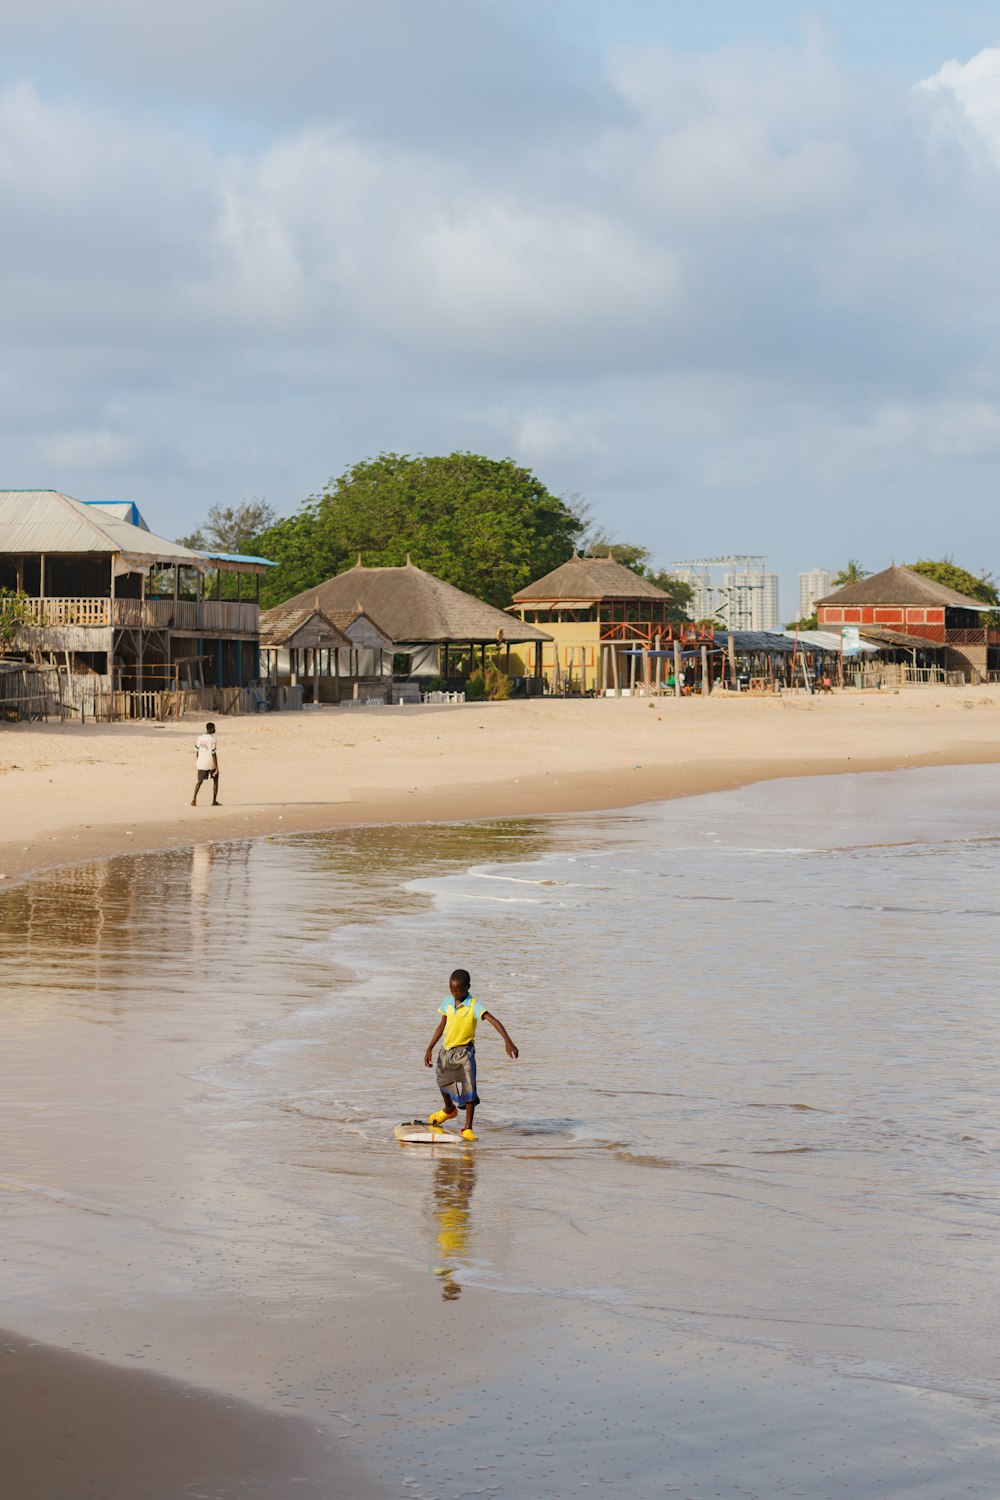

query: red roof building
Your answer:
[816,564,993,679]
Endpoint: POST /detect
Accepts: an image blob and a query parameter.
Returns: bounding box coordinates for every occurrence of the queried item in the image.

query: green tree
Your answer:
[906,558,999,606]
[0,589,31,651]
[178,499,276,555]
[254,453,584,609]
[831,559,868,587]
[786,613,818,631]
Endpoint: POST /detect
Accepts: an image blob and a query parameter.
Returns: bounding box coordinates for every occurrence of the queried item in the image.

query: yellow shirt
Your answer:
[439,996,487,1049]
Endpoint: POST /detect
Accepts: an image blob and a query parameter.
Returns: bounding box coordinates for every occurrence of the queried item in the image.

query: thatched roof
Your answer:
[276,558,549,644]
[817,564,990,611]
[512,553,672,605]
[259,606,353,650]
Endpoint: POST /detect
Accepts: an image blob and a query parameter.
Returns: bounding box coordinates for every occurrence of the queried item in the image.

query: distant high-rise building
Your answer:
[799,568,832,620]
[722,570,780,631]
[673,566,715,621]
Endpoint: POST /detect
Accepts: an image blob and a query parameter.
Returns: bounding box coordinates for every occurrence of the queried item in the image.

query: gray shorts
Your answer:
[436,1044,479,1106]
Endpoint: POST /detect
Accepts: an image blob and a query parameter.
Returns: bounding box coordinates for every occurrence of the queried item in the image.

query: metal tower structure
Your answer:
[671,556,768,628]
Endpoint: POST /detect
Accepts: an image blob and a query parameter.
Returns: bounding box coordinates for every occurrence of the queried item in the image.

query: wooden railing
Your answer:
[21,597,259,633]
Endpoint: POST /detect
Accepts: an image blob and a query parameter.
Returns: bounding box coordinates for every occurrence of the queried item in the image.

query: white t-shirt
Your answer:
[195,733,217,771]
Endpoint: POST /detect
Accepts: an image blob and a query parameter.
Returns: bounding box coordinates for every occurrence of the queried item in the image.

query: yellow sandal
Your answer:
[428,1106,457,1126]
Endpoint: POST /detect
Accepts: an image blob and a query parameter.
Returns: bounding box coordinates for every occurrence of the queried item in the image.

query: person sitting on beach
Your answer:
[191,721,220,807]
[424,968,519,1141]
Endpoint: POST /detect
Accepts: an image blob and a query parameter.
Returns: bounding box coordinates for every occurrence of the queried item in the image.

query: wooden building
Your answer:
[508,553,709,693]
[816,564,992,680]
[259,603,394,702]
[273,556,549,684]
[0,489,269,712]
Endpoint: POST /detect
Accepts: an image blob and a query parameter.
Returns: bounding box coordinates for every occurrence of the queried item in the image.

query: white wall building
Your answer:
[673,566,715,621]
[722,570,780,630]
[799,568,832,620]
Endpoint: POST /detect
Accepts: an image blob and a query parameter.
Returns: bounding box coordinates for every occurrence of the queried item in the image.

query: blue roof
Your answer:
[200,550,276,567]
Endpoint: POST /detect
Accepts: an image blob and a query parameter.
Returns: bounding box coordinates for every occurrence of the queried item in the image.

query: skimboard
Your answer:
[394,1120,468,1145]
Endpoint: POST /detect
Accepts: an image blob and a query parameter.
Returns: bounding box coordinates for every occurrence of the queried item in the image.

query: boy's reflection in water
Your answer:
[431,1150,478,1301]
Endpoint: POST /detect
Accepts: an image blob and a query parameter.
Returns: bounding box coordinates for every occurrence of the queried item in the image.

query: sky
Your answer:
[2,2,1000,618]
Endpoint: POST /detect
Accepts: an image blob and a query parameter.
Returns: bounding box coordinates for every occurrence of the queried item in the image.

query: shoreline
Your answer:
[5,729,1000,1496]
[3,692,1000,885]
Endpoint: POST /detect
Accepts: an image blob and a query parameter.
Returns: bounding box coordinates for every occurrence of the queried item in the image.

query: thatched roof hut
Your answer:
[512,553,672,606]
[815,563,990,611]
[276,558,549,646]
[259,607,353,653]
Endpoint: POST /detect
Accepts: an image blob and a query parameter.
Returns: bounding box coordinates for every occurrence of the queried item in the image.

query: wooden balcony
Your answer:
[22,597,259,634]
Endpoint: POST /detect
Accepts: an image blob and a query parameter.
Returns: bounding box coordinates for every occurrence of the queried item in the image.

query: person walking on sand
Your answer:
[191,721,220,807]
[424,968,518,1141]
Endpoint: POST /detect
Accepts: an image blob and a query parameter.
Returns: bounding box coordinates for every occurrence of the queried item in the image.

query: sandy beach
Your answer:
[3,687,1000,884]
[5,692,1000,1498]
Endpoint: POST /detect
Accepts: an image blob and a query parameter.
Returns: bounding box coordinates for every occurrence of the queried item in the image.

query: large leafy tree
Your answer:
[254,453,584,609]
[906,558,999,606]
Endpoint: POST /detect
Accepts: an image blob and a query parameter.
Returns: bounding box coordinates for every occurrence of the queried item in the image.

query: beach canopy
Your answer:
[275,557,550,645]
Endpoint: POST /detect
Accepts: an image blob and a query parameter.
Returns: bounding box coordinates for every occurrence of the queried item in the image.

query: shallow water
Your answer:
[3,766,1000,1495]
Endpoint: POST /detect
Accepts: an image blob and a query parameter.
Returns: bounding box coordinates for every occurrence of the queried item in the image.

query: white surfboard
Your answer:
[393,1121,468,1145]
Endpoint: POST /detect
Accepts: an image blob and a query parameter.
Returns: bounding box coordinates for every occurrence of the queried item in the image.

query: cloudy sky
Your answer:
[2,1,1000,615]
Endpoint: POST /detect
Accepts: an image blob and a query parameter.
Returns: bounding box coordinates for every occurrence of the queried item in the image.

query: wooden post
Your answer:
[39,553,46,598]
[581,650,587,696]
[629,646,637,697]
[673,640,682,698]
[727,632,737,690]
[654,633,662,691]
[553,647,562,695]
[312,647,319,705]
[610,642,620,697]
[642,646,650,694]
[701,644,709,695]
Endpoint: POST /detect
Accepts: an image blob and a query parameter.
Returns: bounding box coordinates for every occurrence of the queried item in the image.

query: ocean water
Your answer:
[2,764,1000,1496]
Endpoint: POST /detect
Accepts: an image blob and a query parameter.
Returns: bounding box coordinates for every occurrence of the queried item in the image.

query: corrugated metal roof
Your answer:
[200,552,275,567]
[85,500,149,530]
[777,629,878,655]
[0,490,206,568]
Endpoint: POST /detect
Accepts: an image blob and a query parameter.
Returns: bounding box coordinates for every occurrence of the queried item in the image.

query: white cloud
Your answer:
[1,23,1000,587]
[919,47,1000,164]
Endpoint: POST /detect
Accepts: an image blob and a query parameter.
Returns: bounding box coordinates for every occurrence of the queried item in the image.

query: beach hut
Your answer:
[259,603,394,703]
[0,489,272,716]
[509,552,707,695]
[816,564,991,681]
[271,557,549,687]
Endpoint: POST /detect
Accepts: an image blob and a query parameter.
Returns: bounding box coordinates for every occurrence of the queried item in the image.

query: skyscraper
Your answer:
[799,568,832,620]
[673,566,715,621]
[722,571,780,630]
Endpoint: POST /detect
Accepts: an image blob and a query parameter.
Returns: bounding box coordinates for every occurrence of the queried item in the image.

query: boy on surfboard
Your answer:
[424,969,519,1141]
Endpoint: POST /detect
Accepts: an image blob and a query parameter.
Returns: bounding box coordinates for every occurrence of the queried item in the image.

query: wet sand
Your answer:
[2,1329,377,1500]
[5,701,1000,1496]
[3,688,1000,884]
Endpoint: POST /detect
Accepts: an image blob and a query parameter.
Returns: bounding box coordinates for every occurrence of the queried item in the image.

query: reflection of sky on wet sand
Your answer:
[4,772,1000,1495]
